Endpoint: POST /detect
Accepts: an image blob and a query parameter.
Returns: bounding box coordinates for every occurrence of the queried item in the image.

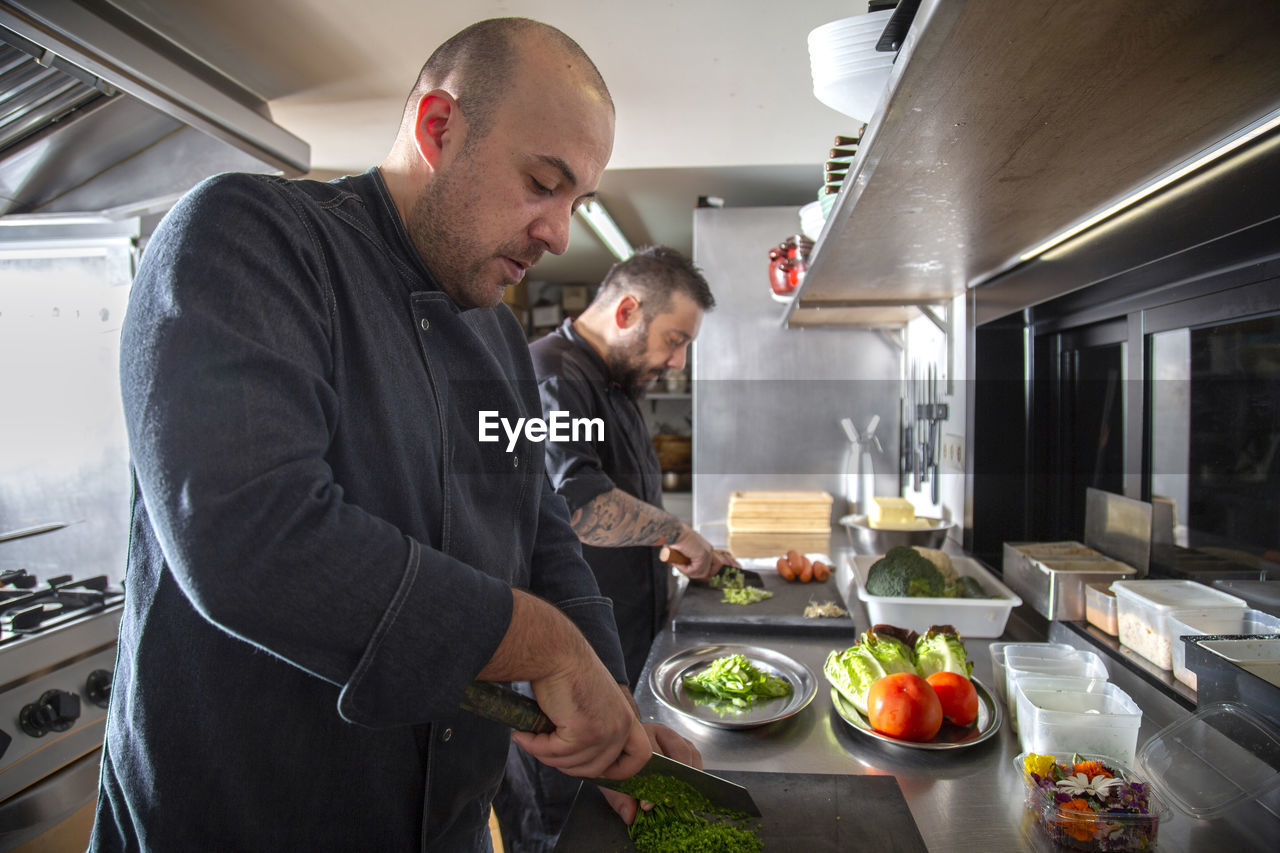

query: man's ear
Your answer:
[614,294,643,331]
[412,89,463,170]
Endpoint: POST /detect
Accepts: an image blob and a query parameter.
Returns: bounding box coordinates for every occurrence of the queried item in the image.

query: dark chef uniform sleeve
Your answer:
[536,375,617,514]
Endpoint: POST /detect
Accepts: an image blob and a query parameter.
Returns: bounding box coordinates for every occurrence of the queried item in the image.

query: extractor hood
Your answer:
[0,0,309,220]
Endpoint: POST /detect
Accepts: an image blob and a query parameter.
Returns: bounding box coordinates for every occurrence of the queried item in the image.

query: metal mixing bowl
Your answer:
[839,514,951,554]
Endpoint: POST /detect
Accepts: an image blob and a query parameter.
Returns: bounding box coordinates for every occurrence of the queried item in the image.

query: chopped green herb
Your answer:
[708,565,748,590]
[689,693,754,716]
[721,587,773,605]
[630,804,763,852]
[682,654,792,709]
[617,774,763,853]
[612,773,714,811]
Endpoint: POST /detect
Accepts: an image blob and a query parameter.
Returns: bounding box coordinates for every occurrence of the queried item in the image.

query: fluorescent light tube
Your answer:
[576,199,634,260]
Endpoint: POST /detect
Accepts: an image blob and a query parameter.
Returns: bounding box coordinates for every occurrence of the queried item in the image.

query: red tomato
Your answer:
[926,672,979,727]
[866,673,943,741]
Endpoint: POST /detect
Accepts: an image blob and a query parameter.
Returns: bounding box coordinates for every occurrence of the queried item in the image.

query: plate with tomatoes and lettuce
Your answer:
[825,624,1002,749]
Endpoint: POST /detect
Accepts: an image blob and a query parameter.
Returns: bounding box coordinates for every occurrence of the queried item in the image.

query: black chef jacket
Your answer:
[528,317,667,686]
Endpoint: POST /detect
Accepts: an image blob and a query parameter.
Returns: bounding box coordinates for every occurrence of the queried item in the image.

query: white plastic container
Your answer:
[1111,580,1247,670]
[1017,680,1142,766]
[1167,608,1280,689]
[988,641,1074,709]
[851,555,1022,638]
[1008,673,1111,734]
[1085,581,1118,635]
[1004,647,1109,718]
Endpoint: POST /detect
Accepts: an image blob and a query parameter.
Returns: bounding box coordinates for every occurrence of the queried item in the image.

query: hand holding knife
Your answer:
[460,681,759,815]
[660,546,764,588]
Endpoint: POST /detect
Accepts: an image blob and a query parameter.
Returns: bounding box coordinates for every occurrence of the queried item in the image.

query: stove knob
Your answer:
[19,690,81,737]
[86,669,113,708]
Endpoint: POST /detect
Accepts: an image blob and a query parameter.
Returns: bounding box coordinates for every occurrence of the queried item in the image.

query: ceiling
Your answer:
[108,0,868,285]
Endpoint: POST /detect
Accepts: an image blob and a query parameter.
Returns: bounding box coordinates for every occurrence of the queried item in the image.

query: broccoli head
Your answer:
[865,546,947,597]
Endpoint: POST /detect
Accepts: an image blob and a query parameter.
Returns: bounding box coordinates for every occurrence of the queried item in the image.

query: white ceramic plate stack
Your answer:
[808,11,895,122]
[799,200,826,241]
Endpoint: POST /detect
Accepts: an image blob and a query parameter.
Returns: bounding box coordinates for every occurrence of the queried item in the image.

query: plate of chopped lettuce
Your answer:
[650,644,817,730]
[825,625,1003,750]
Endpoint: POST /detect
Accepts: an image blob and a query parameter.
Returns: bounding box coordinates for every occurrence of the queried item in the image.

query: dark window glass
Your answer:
[1150,312,1280,561]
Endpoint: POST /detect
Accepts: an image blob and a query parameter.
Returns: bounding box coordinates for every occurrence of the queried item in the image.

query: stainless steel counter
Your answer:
[634,547,1278,852]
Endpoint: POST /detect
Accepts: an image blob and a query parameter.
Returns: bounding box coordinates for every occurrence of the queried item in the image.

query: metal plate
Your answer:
[650,643,817,730]
[830,677,1003,750]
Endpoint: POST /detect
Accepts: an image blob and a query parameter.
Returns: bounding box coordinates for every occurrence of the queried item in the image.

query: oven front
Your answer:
[0,604,121,852]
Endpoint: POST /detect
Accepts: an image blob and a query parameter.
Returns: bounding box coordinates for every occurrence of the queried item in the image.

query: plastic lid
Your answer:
[1110,579,1247,612]
[1166,607,1280,636]
[989,641,1073,664]
[1135,702,1280,819]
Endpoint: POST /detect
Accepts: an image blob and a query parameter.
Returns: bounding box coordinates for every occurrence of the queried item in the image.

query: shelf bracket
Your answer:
[877,329,904,351]
[915,302,954,396]
[919,304,948,334]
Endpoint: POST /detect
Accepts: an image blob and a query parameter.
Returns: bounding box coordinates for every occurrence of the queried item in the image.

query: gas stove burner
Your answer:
[0,569,39,589]
[0,574,123,640]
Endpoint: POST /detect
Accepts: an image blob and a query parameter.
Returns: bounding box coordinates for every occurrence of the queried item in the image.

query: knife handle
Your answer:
[460,681,555,734]
[659,546,690,566]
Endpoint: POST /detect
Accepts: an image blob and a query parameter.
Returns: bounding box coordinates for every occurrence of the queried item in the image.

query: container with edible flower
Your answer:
[1015,752,1163,852]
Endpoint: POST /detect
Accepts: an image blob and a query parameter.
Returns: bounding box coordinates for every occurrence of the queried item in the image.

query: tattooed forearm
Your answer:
[569,488,684,548]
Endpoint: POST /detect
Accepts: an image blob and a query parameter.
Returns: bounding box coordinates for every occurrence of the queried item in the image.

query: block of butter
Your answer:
[867,496,917,529]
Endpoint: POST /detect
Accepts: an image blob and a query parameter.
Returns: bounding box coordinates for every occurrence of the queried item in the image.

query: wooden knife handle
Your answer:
[460,682,555,734]
[659,546,690,565]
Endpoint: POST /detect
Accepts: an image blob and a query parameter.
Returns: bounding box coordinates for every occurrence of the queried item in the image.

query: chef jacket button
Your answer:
[420,318,430,331]
[512,455,519,468]
[441,727,452,742]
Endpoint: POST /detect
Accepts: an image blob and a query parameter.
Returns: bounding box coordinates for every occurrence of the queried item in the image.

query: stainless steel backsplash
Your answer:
[691,206,901,536]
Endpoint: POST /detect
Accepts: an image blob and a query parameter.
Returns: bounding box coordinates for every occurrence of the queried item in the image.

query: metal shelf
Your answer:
[785,0,1280,328]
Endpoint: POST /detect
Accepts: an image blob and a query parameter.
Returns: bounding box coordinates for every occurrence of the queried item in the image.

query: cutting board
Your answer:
[552,770,927,852]
[728,491,834,534]
[671,564,856,637]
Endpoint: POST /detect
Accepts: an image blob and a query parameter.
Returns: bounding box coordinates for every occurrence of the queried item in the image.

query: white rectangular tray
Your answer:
[850,554,1022,638]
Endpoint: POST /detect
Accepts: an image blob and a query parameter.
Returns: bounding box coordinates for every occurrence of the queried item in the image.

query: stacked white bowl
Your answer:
[808,10,895,122]
[799,200,826,241]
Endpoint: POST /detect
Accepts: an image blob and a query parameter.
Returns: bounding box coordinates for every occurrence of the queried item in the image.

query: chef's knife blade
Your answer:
[461,681,761,816]
[659,546,764,588]
[0,522,69,543]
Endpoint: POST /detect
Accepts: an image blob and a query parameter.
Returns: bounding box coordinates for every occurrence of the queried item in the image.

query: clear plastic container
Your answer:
[1015,752,1163,853]
[988,641,1074,709]
[1008,674,1111,735]
[1111,580,1247,670]
[1136,702,1280,819]
[1085,581,1118,635]
[1167,608,1280,690]
[1016,681,1142,766]
[1004,646,1109,716]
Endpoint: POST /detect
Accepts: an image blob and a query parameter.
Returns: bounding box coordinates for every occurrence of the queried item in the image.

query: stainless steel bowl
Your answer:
[839,514,950,554]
